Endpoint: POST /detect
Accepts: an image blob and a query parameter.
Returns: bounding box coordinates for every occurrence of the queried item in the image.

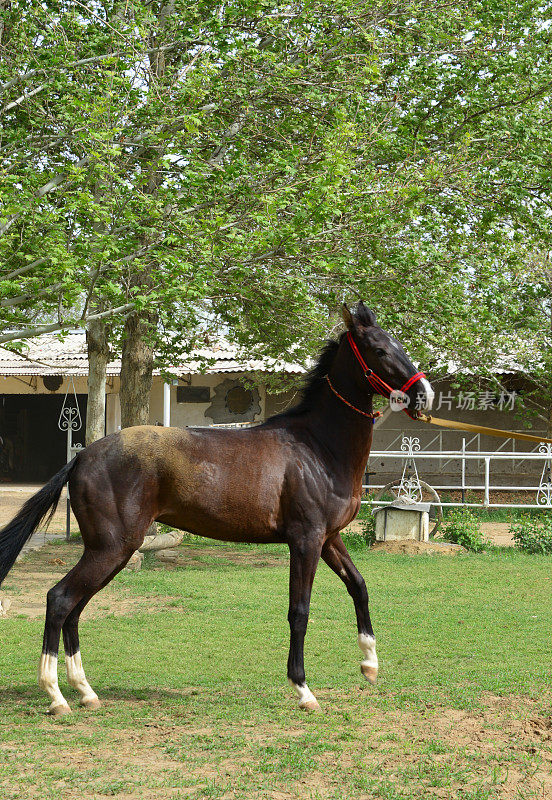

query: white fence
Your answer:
[376,429,546,473]
[363,436,552,509]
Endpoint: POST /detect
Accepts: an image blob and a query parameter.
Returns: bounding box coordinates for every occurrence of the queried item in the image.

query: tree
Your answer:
[85,318,111,445]
[2,1,552,433]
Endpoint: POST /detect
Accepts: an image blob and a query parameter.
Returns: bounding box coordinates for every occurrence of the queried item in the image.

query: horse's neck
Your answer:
[306,382,375,490]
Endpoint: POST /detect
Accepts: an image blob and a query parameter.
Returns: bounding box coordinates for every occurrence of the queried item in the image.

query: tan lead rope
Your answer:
[417,413,552,446]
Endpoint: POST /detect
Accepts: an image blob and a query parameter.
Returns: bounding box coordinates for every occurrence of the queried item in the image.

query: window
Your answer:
[176,386,210,403]
[225,386,254,415]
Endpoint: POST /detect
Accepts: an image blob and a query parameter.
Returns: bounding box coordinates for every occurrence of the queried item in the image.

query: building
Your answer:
[0,333,301,482]
[0,332,545,493]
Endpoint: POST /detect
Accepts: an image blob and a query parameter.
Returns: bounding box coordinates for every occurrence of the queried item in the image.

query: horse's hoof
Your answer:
[361,665,378,685]
[299,699,321,711]
[47,702,72,716]
[81,697,101,711]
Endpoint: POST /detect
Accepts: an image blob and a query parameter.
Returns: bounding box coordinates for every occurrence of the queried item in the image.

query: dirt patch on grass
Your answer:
[370,540,465,555]
[2,690,552,800]
[422,694,552,799]
[152,544,288,570]
[0,485,77,533]
[0,541,175,620]
[480,521,514,546]
[0,540,288,620]
[348,690,552,799]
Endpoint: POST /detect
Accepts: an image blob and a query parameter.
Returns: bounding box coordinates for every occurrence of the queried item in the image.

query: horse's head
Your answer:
[341,301,434,414]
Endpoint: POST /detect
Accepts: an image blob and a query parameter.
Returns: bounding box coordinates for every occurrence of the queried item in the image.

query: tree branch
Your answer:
[453,79,552,138]
[0,303,135,344]
[0,42,191,97]
[0,155,90,237]
[2,257,48,281]
[0,281,65,308]
[1,83,46,114]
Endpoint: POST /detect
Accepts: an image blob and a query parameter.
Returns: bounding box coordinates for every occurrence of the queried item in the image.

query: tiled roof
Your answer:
[1,331,537,379]
[0,332,306,377]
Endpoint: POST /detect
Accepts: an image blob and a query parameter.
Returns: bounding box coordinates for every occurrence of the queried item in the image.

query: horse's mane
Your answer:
[266,338,340,421]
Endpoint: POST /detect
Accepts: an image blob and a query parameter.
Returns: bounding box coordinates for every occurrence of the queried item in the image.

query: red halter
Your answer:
[346,331,426,400]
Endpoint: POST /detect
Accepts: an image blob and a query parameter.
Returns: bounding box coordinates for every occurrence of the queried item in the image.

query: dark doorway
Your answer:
[0,394,87,483]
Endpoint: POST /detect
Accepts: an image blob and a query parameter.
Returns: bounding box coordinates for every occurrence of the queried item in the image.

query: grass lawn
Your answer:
[1,540,552,799]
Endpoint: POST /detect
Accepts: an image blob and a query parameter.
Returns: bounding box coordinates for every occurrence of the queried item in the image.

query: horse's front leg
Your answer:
[322,534,378,685]
[287,535,323,711]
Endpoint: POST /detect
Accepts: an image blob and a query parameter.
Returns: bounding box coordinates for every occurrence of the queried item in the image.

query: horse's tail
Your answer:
[0,458,78,587]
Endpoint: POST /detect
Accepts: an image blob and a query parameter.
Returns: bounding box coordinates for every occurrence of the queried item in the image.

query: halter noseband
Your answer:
[346,331,426,404]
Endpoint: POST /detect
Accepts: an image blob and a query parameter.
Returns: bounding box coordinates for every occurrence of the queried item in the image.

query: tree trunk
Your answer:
[119,312,156,428]
[120,311,158,538]
[85,318,109,445]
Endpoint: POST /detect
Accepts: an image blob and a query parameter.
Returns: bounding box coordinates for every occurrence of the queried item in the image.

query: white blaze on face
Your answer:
[419,377,435,411]
[66,651,99,706]
[38,653,70,712]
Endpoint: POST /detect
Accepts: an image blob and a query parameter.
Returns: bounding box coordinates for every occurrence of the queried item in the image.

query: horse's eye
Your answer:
[375,348,386,358]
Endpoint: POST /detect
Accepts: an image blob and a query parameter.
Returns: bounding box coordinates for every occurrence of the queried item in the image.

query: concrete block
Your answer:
[374,504,430,542]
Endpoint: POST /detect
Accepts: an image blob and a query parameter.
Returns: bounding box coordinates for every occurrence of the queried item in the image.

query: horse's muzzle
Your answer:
[417,377,435,412]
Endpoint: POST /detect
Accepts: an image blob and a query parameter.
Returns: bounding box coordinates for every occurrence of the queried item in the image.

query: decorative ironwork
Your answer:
[397,436,423,502]
[58,378,82,432]
[58,405,82,432]
[206,378,260,423]
[400,436,421,455]
[537,443,552,506]
[57,377,82,542]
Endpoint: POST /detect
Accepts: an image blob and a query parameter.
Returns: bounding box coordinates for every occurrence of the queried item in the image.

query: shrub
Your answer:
[359,513,376,547]
[341,513,376,549]
[465,490,481,505]
[510,515,552,554]
[440,508,487,552]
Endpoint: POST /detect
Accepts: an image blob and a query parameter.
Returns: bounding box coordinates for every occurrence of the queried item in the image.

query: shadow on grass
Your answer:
[0,683,251,710]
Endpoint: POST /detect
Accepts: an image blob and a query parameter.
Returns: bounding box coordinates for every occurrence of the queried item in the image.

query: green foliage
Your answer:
[440,509,488,553]
[2,0,552,399]
[359,512,377,548]
[341,530,371,551]
[510,514,552,554]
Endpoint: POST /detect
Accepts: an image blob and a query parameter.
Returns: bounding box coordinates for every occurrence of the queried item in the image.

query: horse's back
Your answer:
[70,424,293,544]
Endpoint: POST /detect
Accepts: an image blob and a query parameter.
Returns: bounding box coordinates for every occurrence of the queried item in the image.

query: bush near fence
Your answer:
[510,515,552,554]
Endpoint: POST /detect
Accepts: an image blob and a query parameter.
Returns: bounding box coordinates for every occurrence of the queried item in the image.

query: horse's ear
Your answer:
[341,303,354,330]
[356,301,377,327]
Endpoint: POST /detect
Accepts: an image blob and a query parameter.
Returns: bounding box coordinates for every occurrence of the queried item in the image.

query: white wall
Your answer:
[0,375,90,395]
[0,373,289,434]
[105,390,121,434]
[149,374,269,428]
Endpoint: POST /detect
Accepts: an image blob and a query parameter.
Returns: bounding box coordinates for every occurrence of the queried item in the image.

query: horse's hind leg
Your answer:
[322,535,378,685]
[39,547,132,714]
[62,550,132,709]
[39,552,96,715]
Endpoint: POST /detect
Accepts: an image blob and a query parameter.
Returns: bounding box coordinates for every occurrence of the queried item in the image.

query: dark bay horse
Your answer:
[0,302,434,714]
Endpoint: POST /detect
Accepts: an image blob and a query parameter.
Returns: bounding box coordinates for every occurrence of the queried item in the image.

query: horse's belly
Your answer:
[158,458,285,543]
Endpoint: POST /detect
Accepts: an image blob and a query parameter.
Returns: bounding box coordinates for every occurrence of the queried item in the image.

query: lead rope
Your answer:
[326,376,381,420]
[418,413,552,446]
